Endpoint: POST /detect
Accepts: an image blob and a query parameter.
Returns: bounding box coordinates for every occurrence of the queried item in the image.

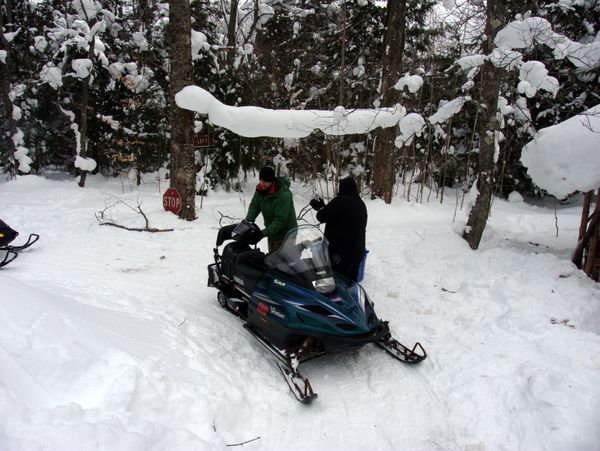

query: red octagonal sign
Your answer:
[163,187,182,215]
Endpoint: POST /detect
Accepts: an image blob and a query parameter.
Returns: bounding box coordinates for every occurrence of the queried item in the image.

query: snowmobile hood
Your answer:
[257,225,378,336]
[257,272,378,337]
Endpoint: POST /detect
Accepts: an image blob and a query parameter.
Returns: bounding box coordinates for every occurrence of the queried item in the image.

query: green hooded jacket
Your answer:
[246,176,298,240]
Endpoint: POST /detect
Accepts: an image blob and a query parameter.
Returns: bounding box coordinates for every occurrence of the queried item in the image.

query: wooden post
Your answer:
[583,189,600,278]
[579,190,592,241]
[572,188,600,270]
[573,190,593,268]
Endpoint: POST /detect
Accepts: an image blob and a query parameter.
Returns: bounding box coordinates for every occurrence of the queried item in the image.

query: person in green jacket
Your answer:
[246,166,298,252]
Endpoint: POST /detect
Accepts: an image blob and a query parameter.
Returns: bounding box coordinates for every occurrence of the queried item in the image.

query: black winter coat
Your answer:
[315,178,367,280]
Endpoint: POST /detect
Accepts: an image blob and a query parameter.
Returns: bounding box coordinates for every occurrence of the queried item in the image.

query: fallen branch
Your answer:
[226,436,261,447]
[97,221,173,232]
[95,198,174,233]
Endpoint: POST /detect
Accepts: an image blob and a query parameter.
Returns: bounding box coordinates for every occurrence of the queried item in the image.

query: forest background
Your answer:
[1,0,599,217]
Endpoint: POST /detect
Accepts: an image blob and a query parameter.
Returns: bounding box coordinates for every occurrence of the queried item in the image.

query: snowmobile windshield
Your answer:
[265,225,335,292]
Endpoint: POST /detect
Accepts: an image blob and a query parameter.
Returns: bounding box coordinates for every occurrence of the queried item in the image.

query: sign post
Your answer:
[163,187,182,215]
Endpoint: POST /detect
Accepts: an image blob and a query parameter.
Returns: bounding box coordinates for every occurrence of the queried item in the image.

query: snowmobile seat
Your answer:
[222,241,251,279]
[234,249,266,290]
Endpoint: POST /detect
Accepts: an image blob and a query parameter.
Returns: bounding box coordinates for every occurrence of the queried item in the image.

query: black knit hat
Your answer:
[259,166,276,182]
[339,177,358,195]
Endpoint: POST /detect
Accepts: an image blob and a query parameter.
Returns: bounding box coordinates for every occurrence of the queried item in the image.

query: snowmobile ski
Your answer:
[0,250,18,268]
[216,290,319,403]
[277,362,317,404]
[242,323,321,403]
[1,233,40,252]
[376,321,427,364]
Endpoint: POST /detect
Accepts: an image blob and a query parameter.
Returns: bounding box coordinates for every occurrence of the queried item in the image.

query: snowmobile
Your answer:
[0,219,39,268]
[207,221,427,403]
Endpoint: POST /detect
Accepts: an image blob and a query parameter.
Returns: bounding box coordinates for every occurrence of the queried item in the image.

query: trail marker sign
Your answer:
[194,134,213,148]
[163,187,182,215]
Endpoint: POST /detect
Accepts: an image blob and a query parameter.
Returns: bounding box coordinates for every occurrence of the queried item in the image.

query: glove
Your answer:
[247,227,263,244]
[310,197,325,211]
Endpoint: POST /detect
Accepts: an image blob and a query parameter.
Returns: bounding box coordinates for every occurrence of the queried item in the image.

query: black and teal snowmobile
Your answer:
[0,219,39,268]
[208,221,426,403]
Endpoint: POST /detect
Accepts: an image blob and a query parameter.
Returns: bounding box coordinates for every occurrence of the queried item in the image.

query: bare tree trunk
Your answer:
[227,0,240,67]
[462,0,504,250]
[371,0,406,203]
[77,37,96,188]
[0,0,17,178]
[330,0,347,188]
[168,0,196,220]
[338,0,347,106]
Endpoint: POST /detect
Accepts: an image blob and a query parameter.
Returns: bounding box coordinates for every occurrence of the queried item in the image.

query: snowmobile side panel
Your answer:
[243,272,382,350]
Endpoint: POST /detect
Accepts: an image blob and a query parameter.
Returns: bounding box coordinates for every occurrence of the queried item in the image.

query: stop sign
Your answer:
[163,187,182,214]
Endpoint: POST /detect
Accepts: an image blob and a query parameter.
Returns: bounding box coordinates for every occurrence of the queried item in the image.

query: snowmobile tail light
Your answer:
[313,277,336,294]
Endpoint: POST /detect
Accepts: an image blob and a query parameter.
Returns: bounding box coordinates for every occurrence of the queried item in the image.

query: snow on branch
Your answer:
[394,74,424,93]
[40,63,63,89]
[429,97,468,125]
[394,96,470,148]
[486,16,600,197]
[521,105,600,198]
[495,16,600,71]
[395,113,426,147]
[73,0,102,20]
[175,86,405,138]
[454,15,599,101]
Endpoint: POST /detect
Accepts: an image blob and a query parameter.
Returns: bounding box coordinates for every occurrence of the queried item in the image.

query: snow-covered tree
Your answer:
[0,0,35,177]
[34,0,117,186]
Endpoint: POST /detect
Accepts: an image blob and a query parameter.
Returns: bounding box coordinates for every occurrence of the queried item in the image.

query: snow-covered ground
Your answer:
[1,173,599,451]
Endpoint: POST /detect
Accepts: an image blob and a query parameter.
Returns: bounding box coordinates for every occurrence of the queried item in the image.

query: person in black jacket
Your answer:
[310,177,367,281]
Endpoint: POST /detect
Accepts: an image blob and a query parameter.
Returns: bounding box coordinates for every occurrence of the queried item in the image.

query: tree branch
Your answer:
[95,198,173,233]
